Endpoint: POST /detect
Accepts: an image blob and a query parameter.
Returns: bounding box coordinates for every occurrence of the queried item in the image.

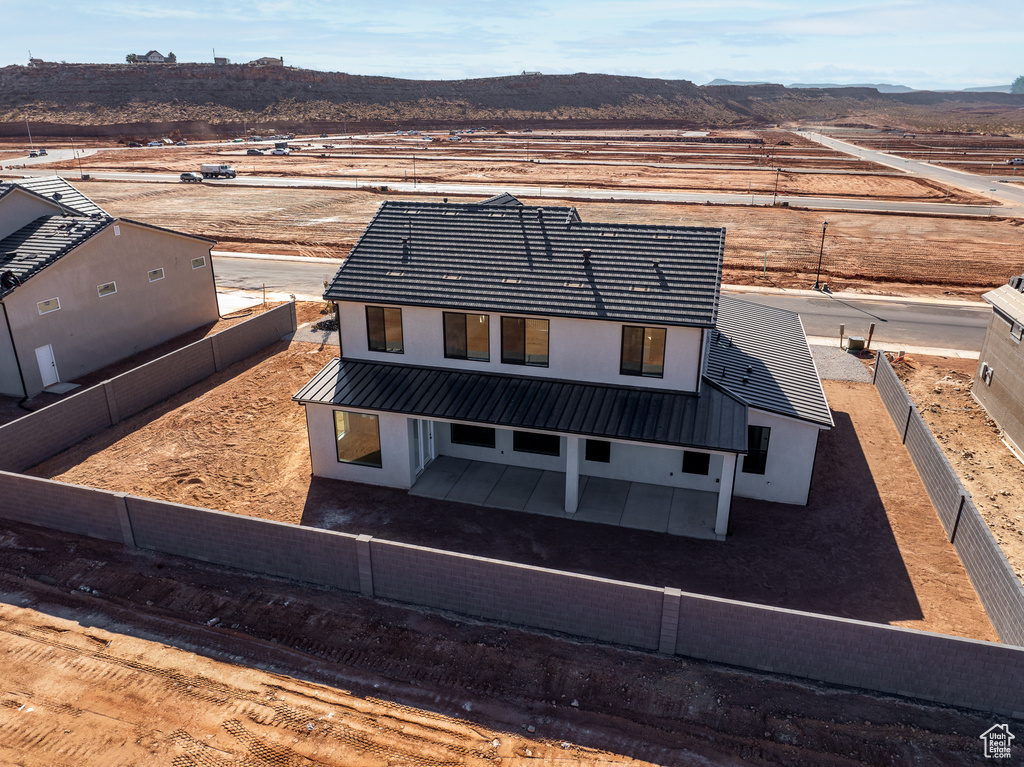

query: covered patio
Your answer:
[411,455,722,540]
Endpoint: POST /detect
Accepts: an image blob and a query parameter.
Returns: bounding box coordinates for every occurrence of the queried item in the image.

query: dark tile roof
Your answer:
[480,192,523,206]
[324,199,725,327]
[984,283,1024,325]
[295,358,748,453]
[0,215,111,297]
[707,296,833,428]
[10,176,108,217]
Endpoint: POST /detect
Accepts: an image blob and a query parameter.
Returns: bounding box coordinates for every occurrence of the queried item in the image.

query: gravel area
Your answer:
[811,344,873,382]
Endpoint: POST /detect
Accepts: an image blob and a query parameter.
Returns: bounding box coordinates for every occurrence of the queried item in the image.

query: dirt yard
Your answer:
[0,517,998,766]
[27,324,995,642]
[894,355,1024,588]
[74,180,1024,296]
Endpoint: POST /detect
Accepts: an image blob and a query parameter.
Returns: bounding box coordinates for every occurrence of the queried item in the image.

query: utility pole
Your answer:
[772,168,780,205]
[814,221,828,290]
[25,117,33,149]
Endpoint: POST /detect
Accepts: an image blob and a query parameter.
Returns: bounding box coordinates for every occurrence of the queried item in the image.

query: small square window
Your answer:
[97,281,117,297]
[513,431,560,456]
[742,426,771,475]
[682,451,710,475]
[148,268,165,282]
[585,439,611,463]
[37,297,60,315]
[1012,321,1023,343]
[366,306,404,353]
[191,256,206,269]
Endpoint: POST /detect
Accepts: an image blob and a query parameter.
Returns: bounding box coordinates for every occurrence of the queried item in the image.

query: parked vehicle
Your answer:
[127,142,141,147]
[175,140,187,146]
[1007,158,1024,166]
[199,163,237,179]
[38,148,47,155]
[147,141,163,147]
[29,150,38,158]
[270,148,290,156]
[246,148,264,156]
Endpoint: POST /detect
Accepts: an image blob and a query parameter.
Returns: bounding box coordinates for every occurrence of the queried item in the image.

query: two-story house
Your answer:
[0,176,219,397]
[294,196,832,538]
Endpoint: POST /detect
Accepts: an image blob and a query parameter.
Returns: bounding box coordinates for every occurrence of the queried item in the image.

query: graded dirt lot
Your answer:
[0,517,999,767]
[827,130,1024,177]
[893,355,1024,588]
[27,317,995,642]
[71,180,1024,296]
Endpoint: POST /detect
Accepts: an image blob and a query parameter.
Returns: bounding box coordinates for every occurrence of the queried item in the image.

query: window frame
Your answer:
[147,267,165,282]
[741,425,771,475]
[681,450,711,475]
[36,297,60,315]
[96,281,117,298]
[1011,321,1023,343]
[365,305,404,354]
[450,423,496,448]
[501,316,549,367]
[443,312,490,362]
[190,256,207,270]
[512,430,561,456]
[584,439,611,463]
[619,325,667,378]
[333,410,382,468]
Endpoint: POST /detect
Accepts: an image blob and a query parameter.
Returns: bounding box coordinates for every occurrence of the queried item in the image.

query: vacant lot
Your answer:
[895,355,1024,589]
[28,327,994,642]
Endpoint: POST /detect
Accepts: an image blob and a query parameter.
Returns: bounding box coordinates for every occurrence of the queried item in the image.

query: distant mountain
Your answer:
[961,85,1012,93]
[704,78,776,86]
[788,83,915,93]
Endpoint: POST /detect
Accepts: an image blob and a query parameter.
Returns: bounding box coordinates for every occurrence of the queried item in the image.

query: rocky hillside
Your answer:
[1,64,1022,135]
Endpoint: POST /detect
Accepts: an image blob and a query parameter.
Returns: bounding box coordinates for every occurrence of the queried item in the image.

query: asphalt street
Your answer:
[212,254,990,352]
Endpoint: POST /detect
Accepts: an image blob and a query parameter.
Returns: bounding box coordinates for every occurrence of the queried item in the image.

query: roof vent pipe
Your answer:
[582,248,591,262]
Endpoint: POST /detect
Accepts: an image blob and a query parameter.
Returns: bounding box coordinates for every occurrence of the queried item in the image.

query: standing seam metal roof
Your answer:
[325,200,725,328]
[294,357,749,453]
[707,295,833,428]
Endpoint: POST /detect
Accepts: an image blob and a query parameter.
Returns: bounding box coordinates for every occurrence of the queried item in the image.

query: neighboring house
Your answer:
[0,176,219,398]
[975,274,1024,458]
[214,57,230,66]
[294,195,832,537]
[129,51,171,63]
[249,57,284,67]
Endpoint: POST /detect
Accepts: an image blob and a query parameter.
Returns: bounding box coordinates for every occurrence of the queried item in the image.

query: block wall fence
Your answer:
[874,354,1024,647]
[0,302,297,473]
[1,467,1021,716]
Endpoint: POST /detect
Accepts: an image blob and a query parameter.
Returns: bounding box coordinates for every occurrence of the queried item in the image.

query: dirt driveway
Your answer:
[28,336,995,642]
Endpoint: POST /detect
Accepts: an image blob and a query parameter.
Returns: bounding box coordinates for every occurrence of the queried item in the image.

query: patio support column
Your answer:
[565,435,581,514]
[715,453,737,538]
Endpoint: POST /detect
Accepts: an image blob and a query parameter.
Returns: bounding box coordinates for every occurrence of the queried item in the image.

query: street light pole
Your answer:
[772,168,780,205]
[814,221,828,290]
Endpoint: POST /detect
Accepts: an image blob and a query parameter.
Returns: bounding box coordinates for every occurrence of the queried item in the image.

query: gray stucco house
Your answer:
[975,274,1024,460]
[0,176,219,398]
[295,195,833,538]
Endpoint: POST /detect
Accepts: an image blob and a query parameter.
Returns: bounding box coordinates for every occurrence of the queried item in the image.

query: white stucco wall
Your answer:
[0,312,22,396]
[4,221,219,395]
[304,404,416,489]
[732,409,823,506]
[434,422,726,491]
[336,301,704,392]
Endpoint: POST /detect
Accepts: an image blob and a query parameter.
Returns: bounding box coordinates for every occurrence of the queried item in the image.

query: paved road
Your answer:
[212,254,990,351]
[804,132,1024,215]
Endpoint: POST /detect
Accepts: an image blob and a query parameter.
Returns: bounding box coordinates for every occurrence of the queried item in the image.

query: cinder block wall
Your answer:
[0,471,124,542]
[214,301,297,367]
[111,341,217,420]
[0,387,111,472]
[369,539,664,649]
[674,591,1024,716]
[127,497,361,592]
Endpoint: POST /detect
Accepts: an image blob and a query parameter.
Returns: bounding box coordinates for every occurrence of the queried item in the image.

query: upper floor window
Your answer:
[501,316,549,367]
[742,425,770,475]
[444,312,489,361]
[620,326,666,377]
[1011,321,1023,343]
[97,281,117,298]
[366,306,403,353]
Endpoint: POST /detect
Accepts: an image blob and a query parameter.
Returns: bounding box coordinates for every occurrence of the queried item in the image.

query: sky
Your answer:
[4,0,1022,91]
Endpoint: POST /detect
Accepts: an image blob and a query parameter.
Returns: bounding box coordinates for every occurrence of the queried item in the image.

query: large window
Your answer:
[620,326,667,377]
[682,451,710,475]
[444,312,489,361]
[334,411,382,467]
[742,426,770,475]
[501,317,549,366]
[585,439,611,463]
[366,306,404,353]
[450,423,496,448]
[513,431,560,456]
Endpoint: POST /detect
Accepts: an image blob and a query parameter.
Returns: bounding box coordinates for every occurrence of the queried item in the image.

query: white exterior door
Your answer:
[35,344,59,388]
[413,419,435,475]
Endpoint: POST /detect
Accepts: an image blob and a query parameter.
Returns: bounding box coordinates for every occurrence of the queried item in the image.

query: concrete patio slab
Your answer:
[668,488,719,540]
[621,483,674,532]
[485,466,543,511]
[409,455,469,499]
[525,471,572,517]
[447,461,507,505]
